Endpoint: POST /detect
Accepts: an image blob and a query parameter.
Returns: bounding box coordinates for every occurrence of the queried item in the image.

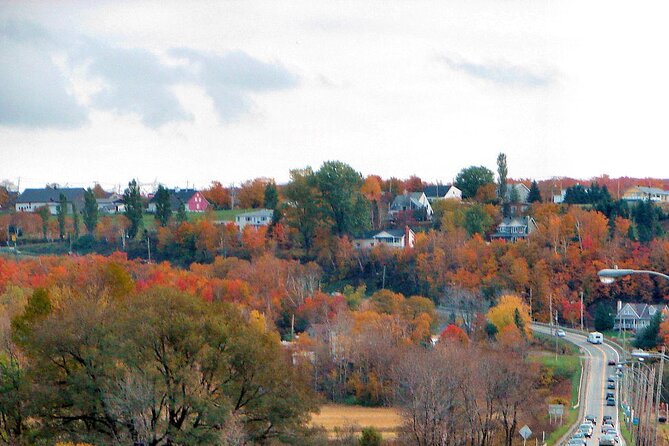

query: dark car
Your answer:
[606,397,616,406]
[608,360,616,366]
[603,415,613,424]
[607,382,615,390]
[606,392,614,399]
[607,376,616,383]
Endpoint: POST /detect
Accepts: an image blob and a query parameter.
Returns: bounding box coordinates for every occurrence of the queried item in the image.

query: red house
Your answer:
[148,188,210,213]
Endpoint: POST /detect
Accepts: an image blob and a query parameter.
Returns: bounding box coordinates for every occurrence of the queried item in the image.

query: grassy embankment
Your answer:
[531,334,583,446]
[310,404,402,439]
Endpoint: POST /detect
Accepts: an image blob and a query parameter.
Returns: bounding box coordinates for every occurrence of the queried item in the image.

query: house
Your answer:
[354,226,415,250]
[614,300,669,331]
[96,193,125,214]
[389,191,433,220]
[147,188,209,213]
[505,183,531,204]
[235,209,274,230]
[553,189,567,204]
[622,186,669,203]
[423,185,462,202]
[491,216,537,242]
[15,187,86,215]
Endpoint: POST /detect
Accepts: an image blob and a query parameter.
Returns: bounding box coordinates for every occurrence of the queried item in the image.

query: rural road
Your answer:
[533,325,625,446]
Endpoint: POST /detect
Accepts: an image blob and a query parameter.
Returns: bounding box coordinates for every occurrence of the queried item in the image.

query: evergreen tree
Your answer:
[176,199,188,223]
[154,185,172,227]
[36,206,50,240]
[57,193,67,240]
[513,308,526,335]
[634,312,662,349]
[83,188,98,233]
[509,185,520,204]
[72,203,80,239]
[497,153,508,201]
[528,180,542,203]
[594,305,614,332]
[263,181,279,209]
[123,179,143,239]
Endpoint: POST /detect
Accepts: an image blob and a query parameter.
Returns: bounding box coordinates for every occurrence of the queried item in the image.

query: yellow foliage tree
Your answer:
[486,294,531,336]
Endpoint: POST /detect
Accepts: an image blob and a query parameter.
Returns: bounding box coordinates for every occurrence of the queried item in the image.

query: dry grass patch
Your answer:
[311,404,402,437]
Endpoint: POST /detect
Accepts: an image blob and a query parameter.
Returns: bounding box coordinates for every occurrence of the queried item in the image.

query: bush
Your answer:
[359,427,382,446]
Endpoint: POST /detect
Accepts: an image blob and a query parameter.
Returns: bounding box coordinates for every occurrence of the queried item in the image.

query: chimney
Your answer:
[404,225,412,250]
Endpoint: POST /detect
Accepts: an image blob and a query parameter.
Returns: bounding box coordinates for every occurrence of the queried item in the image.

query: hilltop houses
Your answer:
[491,216,537,242]
[354,226,415,250]
[389,191,433,221]
[147,188,209,213]
[15,187,86,215]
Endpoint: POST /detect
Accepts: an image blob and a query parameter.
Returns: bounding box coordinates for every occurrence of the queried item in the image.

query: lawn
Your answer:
[310,404,402,438]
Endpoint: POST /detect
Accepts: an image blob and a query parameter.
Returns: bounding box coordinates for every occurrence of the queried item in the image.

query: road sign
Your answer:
[519,425,532,440]
[548,405,564,416]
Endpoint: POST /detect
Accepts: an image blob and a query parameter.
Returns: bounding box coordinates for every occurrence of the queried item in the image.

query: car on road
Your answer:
[588,331,604,344]
[606,397,616,406]
[579,423,594,437]
[584,414,597,425]
[601,423,614,433]
[608,359,616,366]
[603,415,612,424]
[604,429,620,443]
[607,382,615,390]
[599,434,616,446]
[606,392,614,399]
[568,439,586,446]
[607,376,616,382]
[556,329,566,337]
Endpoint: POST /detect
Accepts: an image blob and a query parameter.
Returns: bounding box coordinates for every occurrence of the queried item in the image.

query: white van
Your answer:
[587,332,604,344]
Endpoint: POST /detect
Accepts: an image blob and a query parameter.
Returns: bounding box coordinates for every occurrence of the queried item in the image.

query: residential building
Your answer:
[423,184,462,202]
[235,209,274,230]
[614,300,669,331]
[15,187,86,215]
[354,226,415,250]
[553,189,567,204]
[491,216,537,242]
[96,193,125,214]
[622,186,669,203]
[147,188,209,213]
[505,183,531,204]
[389,191,433,220]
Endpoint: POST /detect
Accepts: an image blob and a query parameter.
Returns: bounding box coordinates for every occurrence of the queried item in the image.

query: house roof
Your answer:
[17,187,86,204]
[391,192,426,209]
[355,228,413,240]
[149,188,204,208]
[497,216,534,228]
[423,185,454,198]
[235,209,274,219]
[630,186,669,195]
[616,303,669,320]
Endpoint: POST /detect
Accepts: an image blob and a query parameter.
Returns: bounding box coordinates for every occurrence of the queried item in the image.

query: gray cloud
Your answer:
[170,48,299,121]
[0,19,299,128]
[0,21,88,128]
[440,55,554,88]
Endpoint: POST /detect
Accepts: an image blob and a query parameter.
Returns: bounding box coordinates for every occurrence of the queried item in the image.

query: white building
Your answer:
[423,185,462,202]
[354,227,415,250]
[235,209,274,230]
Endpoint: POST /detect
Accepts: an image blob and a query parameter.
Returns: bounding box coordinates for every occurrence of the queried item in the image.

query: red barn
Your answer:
[148,188,210,213]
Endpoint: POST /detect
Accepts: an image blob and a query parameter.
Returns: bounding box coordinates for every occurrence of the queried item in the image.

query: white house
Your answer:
[389,191,433,220]
[614,301,669,331]
[423,185,462,202]
[235,209,274,230]
[622,186,669,203]
[96,193,125,214]
[354,227,415,250]
[15,187,86,215]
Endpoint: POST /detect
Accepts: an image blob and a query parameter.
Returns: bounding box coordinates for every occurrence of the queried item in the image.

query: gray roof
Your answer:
[633,187,669,195]
[616,303,669,320]
[423,185,454,198]
[17,187,86,205]
[356,228,410,240]
[391,192,426,210]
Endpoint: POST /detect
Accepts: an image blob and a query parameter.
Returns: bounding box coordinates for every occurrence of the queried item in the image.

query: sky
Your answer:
[1,0,669,192]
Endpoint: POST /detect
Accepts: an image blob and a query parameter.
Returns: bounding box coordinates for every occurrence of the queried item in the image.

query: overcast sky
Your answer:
[1,0,668,191]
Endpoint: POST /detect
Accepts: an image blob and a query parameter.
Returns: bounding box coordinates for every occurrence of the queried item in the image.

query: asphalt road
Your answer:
[533,326,624,446]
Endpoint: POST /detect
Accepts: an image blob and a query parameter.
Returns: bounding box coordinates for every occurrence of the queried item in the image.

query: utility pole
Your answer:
[147,234,151,262]
[654,348,666,446]
[549,294,553,333]
[382,265,386,289]
[581,290,583,331]
[529,287,533,321]
[554,309,559,362]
